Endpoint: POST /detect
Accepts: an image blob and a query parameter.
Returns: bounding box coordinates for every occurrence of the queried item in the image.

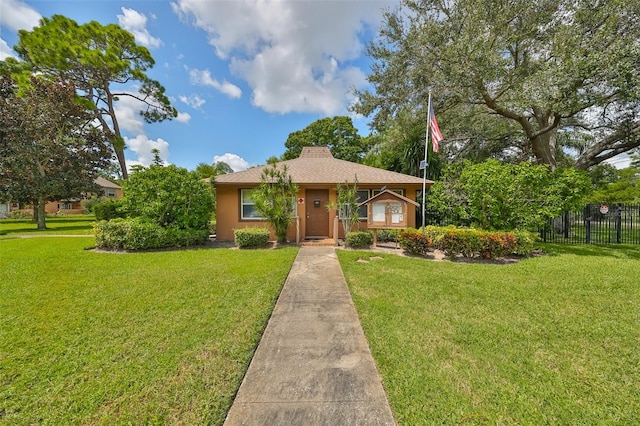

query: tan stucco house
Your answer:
[0,177,123,217]
[44,177,123,214]
[214,146,433,242]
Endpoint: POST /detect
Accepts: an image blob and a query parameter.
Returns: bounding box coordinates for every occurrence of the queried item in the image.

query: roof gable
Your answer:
[299,146,333,158]
[358,189,420,207]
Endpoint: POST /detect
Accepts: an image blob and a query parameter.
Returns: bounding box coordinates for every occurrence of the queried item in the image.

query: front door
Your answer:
[305,189,329,237]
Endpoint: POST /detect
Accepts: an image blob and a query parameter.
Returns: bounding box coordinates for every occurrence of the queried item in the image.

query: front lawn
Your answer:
[337,245,640,424]
[0,237,298,424]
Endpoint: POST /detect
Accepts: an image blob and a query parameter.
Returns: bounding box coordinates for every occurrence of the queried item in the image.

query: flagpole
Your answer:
[421,91,432,232]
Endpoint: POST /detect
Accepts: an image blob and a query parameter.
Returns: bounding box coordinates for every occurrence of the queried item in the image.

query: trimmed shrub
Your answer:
[501,232,519,254]
[376,229,399,243]
[387,226,538,259]
[512,231,539,256]
[345,231,373,249]
[438,228,483,258]
[430,227,536,259]
[422,225,448,246]
[94,218,208,250]
[479,232,508,259]
[398,228,432,256]
[234,227,270,248]
[93,199,126,221]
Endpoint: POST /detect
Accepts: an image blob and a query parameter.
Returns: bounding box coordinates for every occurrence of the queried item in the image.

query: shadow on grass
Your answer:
[0,216,96,235]
[0,225,94,235]
[541,243,640,260]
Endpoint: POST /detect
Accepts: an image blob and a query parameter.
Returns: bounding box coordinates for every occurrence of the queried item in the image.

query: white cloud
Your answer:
[0,38,14,60]
[172,0,392,115]
[0,0,42,59]
[113,95,146,134]
[187,67,242,99]
[125,159,146,174]
[213,153,251,172]
[0,0,41,31]
[125,135,170,167]
[117,7,162,48]
[104,91,187,135]
[179,94,206,110]
[176,111,191,123]
[606,153,632,169]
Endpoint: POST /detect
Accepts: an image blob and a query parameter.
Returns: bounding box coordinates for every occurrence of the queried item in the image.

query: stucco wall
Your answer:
[215,184,423,242]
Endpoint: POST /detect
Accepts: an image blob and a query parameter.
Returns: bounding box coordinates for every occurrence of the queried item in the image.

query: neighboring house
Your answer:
[214,146,434,242]
[0,177,123,217]
[44,177,123,214]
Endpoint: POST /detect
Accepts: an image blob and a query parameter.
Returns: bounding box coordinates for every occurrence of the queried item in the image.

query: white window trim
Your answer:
[241,189,297,220]
[241,189,264,220]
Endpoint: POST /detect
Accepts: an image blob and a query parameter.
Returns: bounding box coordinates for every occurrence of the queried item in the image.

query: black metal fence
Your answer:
[540,204,640,245]
[417,203,640,245]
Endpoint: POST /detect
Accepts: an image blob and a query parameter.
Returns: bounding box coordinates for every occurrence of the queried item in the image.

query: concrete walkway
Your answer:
[224,246,396,425]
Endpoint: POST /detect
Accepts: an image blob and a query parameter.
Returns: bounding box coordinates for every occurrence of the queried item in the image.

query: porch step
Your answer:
[299,238,336,247]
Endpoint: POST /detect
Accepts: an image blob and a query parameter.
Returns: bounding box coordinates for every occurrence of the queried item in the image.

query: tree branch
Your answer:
[477,79,535,136]
[530,113,562,139]
[574,123,640,169]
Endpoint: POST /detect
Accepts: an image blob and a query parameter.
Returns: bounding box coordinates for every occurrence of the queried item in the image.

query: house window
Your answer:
[241,189,263,220]
[240,189,297,220]
[106,189,116,198]
[58,203,72,210]
[339,190,369,220]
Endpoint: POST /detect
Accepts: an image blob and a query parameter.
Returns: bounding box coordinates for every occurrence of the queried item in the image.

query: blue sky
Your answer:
[0,0,396,172]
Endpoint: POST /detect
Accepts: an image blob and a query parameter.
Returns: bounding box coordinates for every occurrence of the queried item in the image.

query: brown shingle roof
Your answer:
[215,147,430,186]
[94,177,121,189]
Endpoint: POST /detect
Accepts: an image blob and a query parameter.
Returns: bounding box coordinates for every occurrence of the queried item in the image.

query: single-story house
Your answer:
[44,176,123,214]
[214,146,434,242]
[0,177,123,217]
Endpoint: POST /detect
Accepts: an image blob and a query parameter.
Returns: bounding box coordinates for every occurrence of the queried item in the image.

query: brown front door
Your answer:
[305,189,329,237]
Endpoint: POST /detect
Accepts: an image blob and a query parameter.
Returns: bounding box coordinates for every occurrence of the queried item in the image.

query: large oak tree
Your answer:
[0,76,112,230]
[354,0,640,170]
[7,15,177,178]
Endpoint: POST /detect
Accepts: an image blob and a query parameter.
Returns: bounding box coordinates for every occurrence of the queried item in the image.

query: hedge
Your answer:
[438,228,483,258]
[94,218,209,250]
[345,231,373,249]
[234,227,270,248]
[376,229,399,243]
[399,226,537,259]
[398,228,432,256]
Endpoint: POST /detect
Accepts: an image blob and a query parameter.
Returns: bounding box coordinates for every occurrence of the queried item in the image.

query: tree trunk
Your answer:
[115,147,128,180]
[32,203,38,223]
[36,197,46,230]
[531,115,558,170]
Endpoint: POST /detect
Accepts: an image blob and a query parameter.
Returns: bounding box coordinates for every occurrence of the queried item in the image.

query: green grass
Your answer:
[0,237,298,425]
[337,245,640,424]
[0,215,96,235]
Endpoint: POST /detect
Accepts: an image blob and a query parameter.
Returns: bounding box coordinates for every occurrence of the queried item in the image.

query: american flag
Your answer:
[429,103,443,152]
